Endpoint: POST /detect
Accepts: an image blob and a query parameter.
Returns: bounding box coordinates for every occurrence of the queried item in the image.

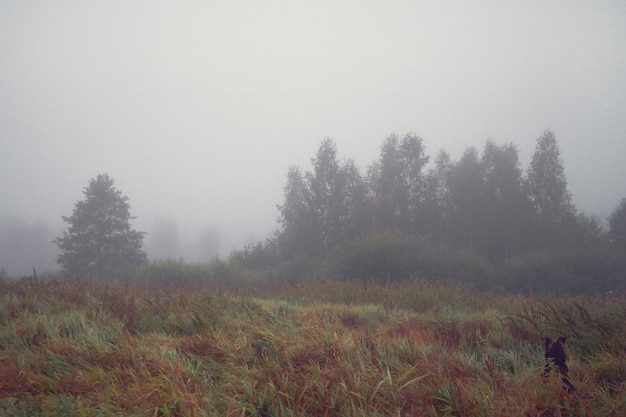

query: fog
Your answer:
[1,1,625,275]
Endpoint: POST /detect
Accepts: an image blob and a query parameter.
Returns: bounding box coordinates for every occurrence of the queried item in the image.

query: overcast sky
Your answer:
[1,1,625,266]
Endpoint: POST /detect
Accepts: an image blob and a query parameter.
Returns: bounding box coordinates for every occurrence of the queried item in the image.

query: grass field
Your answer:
[1,277,625,416]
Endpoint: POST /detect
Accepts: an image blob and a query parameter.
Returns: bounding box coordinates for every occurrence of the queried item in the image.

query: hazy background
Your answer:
[1,1,625,275]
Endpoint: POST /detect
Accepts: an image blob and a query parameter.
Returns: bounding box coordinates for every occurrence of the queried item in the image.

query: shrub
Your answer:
[500,252,576,295]
[132,259,244,287]
[228,240,281,270]
[328,233,429,284]
[427,251,496,289]
[501,249,626,295]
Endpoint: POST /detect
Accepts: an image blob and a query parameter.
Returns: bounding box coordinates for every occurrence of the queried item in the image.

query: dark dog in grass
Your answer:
[543,337,575,393]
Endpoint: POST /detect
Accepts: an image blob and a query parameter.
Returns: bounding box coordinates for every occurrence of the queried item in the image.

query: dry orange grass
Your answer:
[0,277,624,416]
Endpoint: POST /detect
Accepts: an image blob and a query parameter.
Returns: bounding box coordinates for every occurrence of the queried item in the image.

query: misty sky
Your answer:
[1,1,625,269]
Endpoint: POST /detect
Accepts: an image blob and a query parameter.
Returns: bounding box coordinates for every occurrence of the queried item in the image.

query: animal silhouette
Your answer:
[543,337,575,393]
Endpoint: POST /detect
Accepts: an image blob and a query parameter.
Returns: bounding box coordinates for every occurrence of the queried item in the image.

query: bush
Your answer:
[132,259,243,287]
[228,240,281,270]
[501,253,576,295]
[268,256,323,285]
[130,235,626,295]
[553,248,626,293]
[427,251,496,289]
[501,249,626,295]
[327,233,429,284]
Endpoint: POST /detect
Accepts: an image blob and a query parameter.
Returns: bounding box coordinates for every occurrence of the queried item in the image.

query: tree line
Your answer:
[276,129,620,262]
[16,129,626,294]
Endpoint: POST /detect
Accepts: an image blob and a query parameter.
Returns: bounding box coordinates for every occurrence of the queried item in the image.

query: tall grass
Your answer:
[0,276,624,416]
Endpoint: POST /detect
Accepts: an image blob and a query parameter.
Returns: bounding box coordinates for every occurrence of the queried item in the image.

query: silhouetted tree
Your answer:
[334,158,368,242]
[450,146,485,253]
[368,133,429,235]
[307,138,342,257]
[608,198,626,249]
[277,139,367,259]
[0,215,57,276]
[423,149,454,249]
[147,216,180,260]
[525,129,576,249]
[572,212,606,249]
[196,227,221,262]
[277,166,315,257]
[306,138,366,257]
[481,140,529,259]
[54,174,147,277]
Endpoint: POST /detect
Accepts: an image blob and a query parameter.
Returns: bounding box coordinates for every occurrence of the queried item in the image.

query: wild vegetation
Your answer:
[2,130,625,415]
[4,130,626,297]
[1,276,625,416]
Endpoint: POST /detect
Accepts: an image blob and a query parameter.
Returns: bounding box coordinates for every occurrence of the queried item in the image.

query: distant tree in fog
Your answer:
[449,146,485,253]
[337,158,369,241]
[306,138,346,257]
[525,129,576,249]
[481,140,529,259]
[608,198,626,249]
[147,216,180,260]
[0,215,57,276]
[422,149,454,249]
[197,227,220,262]
[54,174,147,278]
[573,212,606,249]
[277,166,315,257]
[277,139,367,258]
[368,133,429,235]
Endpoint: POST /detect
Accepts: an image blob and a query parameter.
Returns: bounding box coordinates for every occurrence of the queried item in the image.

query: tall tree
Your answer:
[277,139,367,259]
[334,158,368,242]
[196,227,221,262]
[450,147,486,253]
[146,216,180,260]
[277,166,315,257]
[573,212,606,249]
[54,174,147,277]
[481,140,528,259]
[525,129,576,249]
[306,138,366,257]
[400,134,430,234]
[0,215,57,276]
[423,149,454,250]
[608,198,626,249]
[369,133,429,235]
[307,138,341,257]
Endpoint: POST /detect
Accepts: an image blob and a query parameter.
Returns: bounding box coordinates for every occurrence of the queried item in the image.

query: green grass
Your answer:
[0,277,625,416]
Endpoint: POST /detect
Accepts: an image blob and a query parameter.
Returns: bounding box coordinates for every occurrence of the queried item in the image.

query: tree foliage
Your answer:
[277,139,367,259]
[147,216,181,260]
[525,129,576,249]
[481,140,528,259]
[306,138,346,257]
[274,128,619,287]
[0,215,57,276]
[368,133,429,235]
[277,166,314,258]
[196,227,221,262]
[54,174,147,277]
[423,149,454,249]
[608,198,626,249]
[449,146,485,253]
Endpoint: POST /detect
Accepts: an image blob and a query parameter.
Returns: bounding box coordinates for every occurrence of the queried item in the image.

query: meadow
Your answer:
[1,277,625,416]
